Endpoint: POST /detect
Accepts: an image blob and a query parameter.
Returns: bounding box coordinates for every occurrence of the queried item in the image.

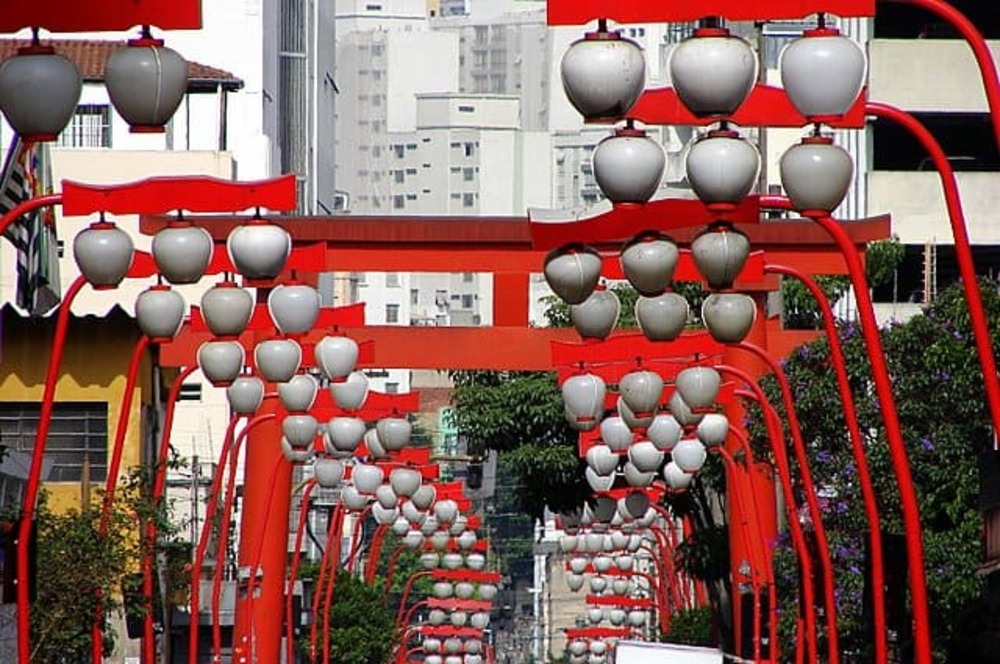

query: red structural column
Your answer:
[721,293,777,660]
[231,397,292,664]
[492,272,530,326]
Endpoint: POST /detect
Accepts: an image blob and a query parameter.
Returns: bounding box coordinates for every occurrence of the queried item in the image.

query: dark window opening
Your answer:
[875,3,1000,40]
[872,113,1000,171]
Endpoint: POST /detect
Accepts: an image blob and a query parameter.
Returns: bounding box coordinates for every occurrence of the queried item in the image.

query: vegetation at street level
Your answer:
[750,278,1000,661]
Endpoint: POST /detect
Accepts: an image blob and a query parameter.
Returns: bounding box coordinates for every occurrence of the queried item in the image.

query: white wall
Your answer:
[386,31,460,132]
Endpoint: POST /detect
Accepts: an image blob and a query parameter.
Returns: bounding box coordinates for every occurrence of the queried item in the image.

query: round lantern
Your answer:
[457,530,477,550]
[593,555,613,573]
[432,582,454,600]
[401,501,425,526]
[197,341,244,386]
[628,610,647,627]
[470,612,490,630]
[200,282,253,338]
[616,552,636,571]
[697,413,729,447]
[585,444,619,476]
[362,428,387,458]
[622,462,655,488]
[443,638,462,655]
[669,27,757,117]
[73,221,134,289]
[620,231,679,296]
[589,577,608,594]
[543,244,603,305]
[375,484,398,510]
[403,530,424,549]
[450,611,469,627]
[454,581,475,599]
[569,557,588,575]
[780,28,867,121]
[668,391,703,427]
[392,516,411,536]
[586,467,614,492]
[628,441,664,473]
[617,396,653,430]
[268,283,320,336]
[420,552,440,570]
[376,416,412,451]
[570,289,620,341]
[0,45,82,141]
[431,531,452,551]
[330,371,368,410]
[686,131,760,210]
[584,532,604,552]
[609,609,627,626]
[702,292,756,343]
[425,638,443,654]
[278,374,318,413]
[593,495,617,523]
[566,574,586,592]
[254,338,302,383]
[373,503,398,525]
[675,366,721,410]
[227,376,264,414]
[281,438,314,463]
[428,609,447,625]
[313,458,345,488]
[411,484,437,511]
[450,514,469,537]
[325,417,366,454]
[691,224,751,289]
[352,463,384,495]
[560,26,645,121]
[610,530,629,550]
[467,553,486,570]
[559,535,579,553]
[434,499,460,525]
[135,286,185,341]
[646,413,682,450]
[341,486,369,512]
[569,641,588,657]
[779,135,854,216]
[599,416,633,453]
[673,438,708,473]
[619,370,663,416]
[587,607,605,624]
[389,468,422,498]
[226,220,292,280]
[592,125,665,204]
[612,577,630,595]
[635,292,688,341]
[282,414,318,448]
[105,37,187,131]
[151,223,212,284]
[563,373,606,429]
[315,335,360,383]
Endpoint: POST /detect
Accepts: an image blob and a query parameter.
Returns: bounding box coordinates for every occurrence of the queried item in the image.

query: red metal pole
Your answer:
[211,413,276,661]
[232,397,291,664]
[868,101,1000,442]
[16,274,85,664]
[321,504,348,664]
[382,545,408,596]
[286,480,318,664]
[188,414,242,664]
[809,214,933,664]
[394,571,432,629]
[92,334,151,664]
[143,364,198,664]
[346,505,375,573]
[0,193,62,237]
[309,502,344,663]
[883,0,1000,152]
[735,341,840,662]
[767,262,888,664]
[367,523,392,586]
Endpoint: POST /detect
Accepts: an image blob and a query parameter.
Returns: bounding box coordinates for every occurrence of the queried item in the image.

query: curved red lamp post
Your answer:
[735,340,841,662]
[142,363,198,664]
[285,479,318,664]
[320,504,349,664]
[719,364,823,663]
[767,262,888,663]
[308,501,347,663]
[394,570,433,629]
[367,522,393,586]
[91,334,151,663]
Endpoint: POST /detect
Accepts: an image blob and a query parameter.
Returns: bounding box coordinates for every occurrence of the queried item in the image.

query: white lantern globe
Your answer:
[325,417,366,454]
[599,416,633,453]
[313,458,345,488]
[420,516,440,537]
[675,367,722,411]
[105,37,187,132]
[389,467,422,498]
[617,397,654,430]
[620,231,679,296]
[622,462,655,488]
[585,444,619,476]
[566,573,586,592]
[609,609,627,626]
[376,416,412,451]
[392,517,411,537]
[341,485,369,511]
[282,414,318,448]
[450,611,469,627]
[226,220,291,281]
[352,463,384,495]
[457,530,477,550]
[593,556,613,573]
[200,282,253,339]
[466,552,486,570]
[315,336,360,383]
[278,374,318,413]
[433,582,454,599]
[136,286,185,342]
[373,503,399,525]
[691,224,752,290]
[401,501,426,526]
[669,26,757,117]
[563,373,606,429]
[570,289,620,341]
[403,530,425,549]
[151,223,213,285]
[375,484,398,510]
[610,530,629,550]
[664,461,695,490]
[585,467,615,493]
[619,492,650,521]
[478,584,498,601]
[589,576,608,594]
[779,135,854,216]
[673,438,708,473]
[647,413,683,451]
[635,292,689,342]
[780,28,867,121]
[254,338,302,383]
[227,376,265,415]
[434,499,460,525]
[454,581,476,599]
[428,609,447,625]
[686,131,760,211]
[330,371,368,410]
[559,534,580,553]
[73,221,134,289]
[411,484,437,511]
[560,27,645,121]
[697,413,730,447]
[593,125,665,205]
[619,370,664,418]
[281,438,314,463]
[543,244,603,306]
[420,552,441,572]
[569,641,588,657]
[587,607,605,624]
[198,340,244,386]
[612,577,630,595]
[425,638,443,653]
[470,612,490,630]
[430,530,452,551]
[0,45,82,141]
[569,557,589,575]
[702,292,757,344]
[628,610,647,627]
[442,552,464,570]
[267,283,320,336]
[628,441,664,473]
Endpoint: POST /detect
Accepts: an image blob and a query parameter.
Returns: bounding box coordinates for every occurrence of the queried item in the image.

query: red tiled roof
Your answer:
[0,39,243,92]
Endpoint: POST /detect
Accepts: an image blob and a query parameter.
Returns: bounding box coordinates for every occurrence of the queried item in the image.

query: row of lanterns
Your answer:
[0,27,189,141]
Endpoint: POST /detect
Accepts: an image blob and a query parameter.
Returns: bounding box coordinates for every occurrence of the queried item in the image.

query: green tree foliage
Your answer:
[300,571,396,664]
[755,278,1000,660]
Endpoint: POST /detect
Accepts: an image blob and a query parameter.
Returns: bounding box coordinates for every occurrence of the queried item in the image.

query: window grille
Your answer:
[0,402,108,482]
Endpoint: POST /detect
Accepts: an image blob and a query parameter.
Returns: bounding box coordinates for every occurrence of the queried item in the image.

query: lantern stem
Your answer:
[817,12,827,30]
[140,24,153,40]
[698,16,722,29]
[597,18,608,34]
[30,27,39,45]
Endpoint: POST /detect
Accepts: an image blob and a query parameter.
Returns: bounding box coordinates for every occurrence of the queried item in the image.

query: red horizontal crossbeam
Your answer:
[62,175,296,216]
[426,598,493,612]
[552,331,725,379]
[0,0,201,33]
[414,626,484,639]
[627,85,867,130]
[585,595,653,609]
[127,242,325,282]
[564,627,634,640]
[311,388,420,421]
[432,569,501,584]
[546,0,873,25]
[529,197,760,250]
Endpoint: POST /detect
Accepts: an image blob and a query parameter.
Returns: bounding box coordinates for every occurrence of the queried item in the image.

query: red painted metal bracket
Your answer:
[585,595,654,608]
[414,626,485,639]
[628,84,868,130]
[565,627,635,640]
[546,0,874,26]
[426,599,493,612]
[0,0,201,33]
[432,569,501,584]
[127,243,325,283]
[529,197,760,250]
[61,174,297,216]
[552,331,725,380]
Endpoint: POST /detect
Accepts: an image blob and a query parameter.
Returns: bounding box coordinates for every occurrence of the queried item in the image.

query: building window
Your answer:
[393,145,405,158]
[461,294,475,308]
[394,170,405,183]
[462,167,475,181]
[462,272,474,283]
[386,303,400,323]
[410,288,419,305]
[393,195,405,209]
[462,193,475,208]
[57,104,111,148]
[386,272,400,287]
[464,142,476,157]
[385,382,399,394]
[0,402,108,481]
